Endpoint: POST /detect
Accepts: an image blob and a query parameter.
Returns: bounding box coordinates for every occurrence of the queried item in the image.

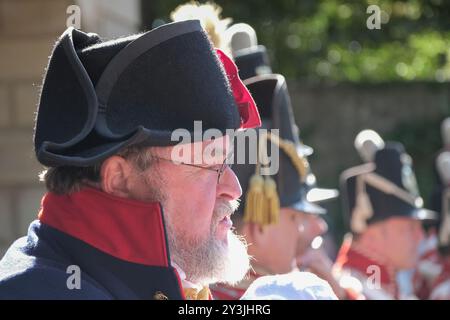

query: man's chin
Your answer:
[215,216,233,242]
[170,230,250,286]
[215,230,231,246]
[218,231,251,285]
[296,244,310,259]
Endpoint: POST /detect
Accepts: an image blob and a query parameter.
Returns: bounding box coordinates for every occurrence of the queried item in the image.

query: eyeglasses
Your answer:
[152,154,233,184]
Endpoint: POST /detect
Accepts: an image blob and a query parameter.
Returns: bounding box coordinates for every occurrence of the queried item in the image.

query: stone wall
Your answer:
[0,0,72,256]
[0,0,140,257]
[288,81,450,187]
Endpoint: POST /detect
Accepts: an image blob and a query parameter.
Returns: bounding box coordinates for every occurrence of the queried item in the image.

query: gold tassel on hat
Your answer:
[243,132,314,226]
[244,173,266,224]
[264,176,280,225]
[243,132,280,226]
[243,174,280,226]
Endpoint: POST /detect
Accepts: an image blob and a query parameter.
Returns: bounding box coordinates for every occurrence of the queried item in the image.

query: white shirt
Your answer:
[240,271,338,300]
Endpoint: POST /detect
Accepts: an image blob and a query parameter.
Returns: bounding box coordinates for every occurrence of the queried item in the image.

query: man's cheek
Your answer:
[194,203,214,232]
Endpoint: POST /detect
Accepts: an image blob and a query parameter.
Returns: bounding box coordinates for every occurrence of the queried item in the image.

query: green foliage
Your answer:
[142,0,450,82]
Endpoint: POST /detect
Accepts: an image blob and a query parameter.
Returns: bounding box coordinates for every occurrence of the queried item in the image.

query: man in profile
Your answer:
[0,20,260,299]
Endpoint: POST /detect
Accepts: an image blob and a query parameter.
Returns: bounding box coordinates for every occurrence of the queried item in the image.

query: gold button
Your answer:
[153,291,168,300]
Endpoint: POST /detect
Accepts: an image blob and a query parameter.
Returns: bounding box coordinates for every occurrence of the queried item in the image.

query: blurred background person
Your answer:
[427,162,450,299]
[295,207,345,298]
[413,117,450,299]
[172,2,339,299]
[210,69,338,300]
[334,135,437,299]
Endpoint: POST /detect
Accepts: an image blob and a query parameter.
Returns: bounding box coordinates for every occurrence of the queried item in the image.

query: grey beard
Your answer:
[165,201,250,286]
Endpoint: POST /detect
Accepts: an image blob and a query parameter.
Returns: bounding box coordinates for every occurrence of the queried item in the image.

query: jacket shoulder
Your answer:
[0,236,110,300]
[0,262,111,299]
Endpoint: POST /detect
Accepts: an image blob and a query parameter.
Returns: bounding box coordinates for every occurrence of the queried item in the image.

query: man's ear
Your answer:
[100,156,133,197]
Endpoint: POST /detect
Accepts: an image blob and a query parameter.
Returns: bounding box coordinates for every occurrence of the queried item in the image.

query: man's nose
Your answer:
[217,166,242,201]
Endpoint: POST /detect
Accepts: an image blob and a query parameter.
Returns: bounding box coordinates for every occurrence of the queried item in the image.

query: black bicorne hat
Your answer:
[341,142,437,234]
[34,20,260,167]
[233,74,338,226]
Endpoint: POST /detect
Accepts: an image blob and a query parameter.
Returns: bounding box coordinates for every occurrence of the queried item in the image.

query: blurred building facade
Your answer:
[0,0,140,257]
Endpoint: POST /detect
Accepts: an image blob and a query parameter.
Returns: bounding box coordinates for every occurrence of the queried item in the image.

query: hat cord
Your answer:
[362,172,421,206]
[351,174,374,233]
[265,132,309,182]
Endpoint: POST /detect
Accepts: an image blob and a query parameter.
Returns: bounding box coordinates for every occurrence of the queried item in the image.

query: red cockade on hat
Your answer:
[216,49,261,130]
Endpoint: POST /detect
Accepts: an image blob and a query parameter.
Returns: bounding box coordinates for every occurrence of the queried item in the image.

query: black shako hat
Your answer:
[224,22,272,81]
[34,20,260,167]
[234,45,272,80]
[340,142,437,234]
[233,74,338,226]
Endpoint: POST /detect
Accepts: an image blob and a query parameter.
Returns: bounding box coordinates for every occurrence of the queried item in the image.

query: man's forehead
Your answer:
[387,216,416,226]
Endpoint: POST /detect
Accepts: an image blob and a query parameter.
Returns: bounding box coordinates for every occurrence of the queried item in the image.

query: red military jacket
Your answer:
[210,283,247,300]
[0,187,197,299]
[428,257,450,299]
[413,234,445,299]
[334,235,398,300]
[211,268,267,300]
